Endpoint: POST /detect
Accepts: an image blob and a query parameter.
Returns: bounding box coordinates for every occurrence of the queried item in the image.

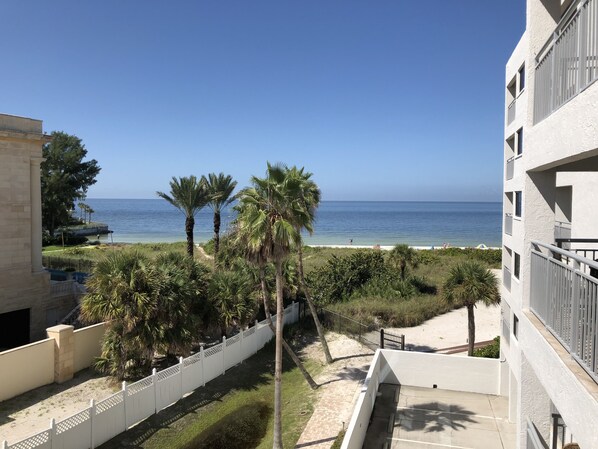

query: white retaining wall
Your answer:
[341,348,503,449]
[4,301,300,449]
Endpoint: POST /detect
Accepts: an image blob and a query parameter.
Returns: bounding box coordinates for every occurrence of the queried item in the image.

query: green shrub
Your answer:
[440,248,501,267]
[473,336,500,358]
[307,251,386,304]
[188,402,271,449]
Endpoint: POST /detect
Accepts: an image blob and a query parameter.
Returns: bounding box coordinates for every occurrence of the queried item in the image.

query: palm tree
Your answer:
[235,163,308,449]
[81,251,158,379]
[203,173,237,259]
[285,166,333,364]
[157,176,209,257]
[208,269,256,336]
[442,261,500,356]
[389,244,419,280]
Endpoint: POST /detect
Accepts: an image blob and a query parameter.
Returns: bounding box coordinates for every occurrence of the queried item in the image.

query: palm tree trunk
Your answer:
[273,261,285,449]
[213,210,221,256]
[185,215,195,257]
[297,245,333,364]
[467,304,475,357]
[259,266,318,389]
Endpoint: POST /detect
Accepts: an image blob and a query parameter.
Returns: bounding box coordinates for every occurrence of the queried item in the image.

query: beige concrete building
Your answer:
[0,114,74,348]
[502,0,598,447]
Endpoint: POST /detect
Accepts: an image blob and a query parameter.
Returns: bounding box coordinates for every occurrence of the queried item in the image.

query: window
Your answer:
[514,252,521,279]
[515,191,522,217]
[516,128,523,155]
[518,64,525,92]
[513,314,519,339]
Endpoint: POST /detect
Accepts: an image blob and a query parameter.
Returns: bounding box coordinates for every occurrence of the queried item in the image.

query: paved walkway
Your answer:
[295,333,374,449]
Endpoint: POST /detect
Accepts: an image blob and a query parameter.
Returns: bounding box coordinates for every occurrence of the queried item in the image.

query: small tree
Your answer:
[389,244,419,280]
[442,261,500,356]
[42,132,100,236]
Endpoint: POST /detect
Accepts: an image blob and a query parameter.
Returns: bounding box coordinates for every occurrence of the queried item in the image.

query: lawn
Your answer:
[98,330,322,449]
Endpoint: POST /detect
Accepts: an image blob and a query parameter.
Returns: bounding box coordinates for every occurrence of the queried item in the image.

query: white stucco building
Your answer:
[502,0,598,447]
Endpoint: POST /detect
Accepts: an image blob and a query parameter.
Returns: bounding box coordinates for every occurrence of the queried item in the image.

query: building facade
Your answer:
[502,1,598,448]
[0,114,70,349]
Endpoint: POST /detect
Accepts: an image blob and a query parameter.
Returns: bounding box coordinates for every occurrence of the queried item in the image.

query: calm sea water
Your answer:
[84,199,502,247]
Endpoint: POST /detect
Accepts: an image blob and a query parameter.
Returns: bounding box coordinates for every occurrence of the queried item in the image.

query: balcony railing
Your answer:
[530,241,598,382]
[503,265,512,292]
[507,99,516,125]
[506,157,514,180]
[504,213,513,236]
[555,220,572,240]
[534,0,598,123]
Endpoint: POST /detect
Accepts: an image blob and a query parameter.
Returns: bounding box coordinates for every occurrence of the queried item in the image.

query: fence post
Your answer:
[221,336,226,376]
[255,319,259,354]
[200,345,206,387]
[122,381,128,430]
[240,328,244,363]
[90,399,96,449]
[380,329,385,349]
[50,418,56,448]
[152,368,158,412]
[179,356,184,397]
[401,334,405,351]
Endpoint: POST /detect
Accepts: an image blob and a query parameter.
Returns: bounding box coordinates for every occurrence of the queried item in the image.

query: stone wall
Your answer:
[0,114,54,343]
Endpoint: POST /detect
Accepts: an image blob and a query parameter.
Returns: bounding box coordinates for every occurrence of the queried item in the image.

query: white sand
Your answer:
[384,304,501,352]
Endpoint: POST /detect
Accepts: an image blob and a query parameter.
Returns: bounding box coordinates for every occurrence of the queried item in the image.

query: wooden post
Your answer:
[380,329,385,349]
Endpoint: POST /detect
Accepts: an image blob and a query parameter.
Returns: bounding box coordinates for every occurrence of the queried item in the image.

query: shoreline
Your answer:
[308,244,501,251]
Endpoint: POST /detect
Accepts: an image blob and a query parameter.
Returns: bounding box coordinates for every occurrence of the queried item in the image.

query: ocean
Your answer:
[83,199,502,248]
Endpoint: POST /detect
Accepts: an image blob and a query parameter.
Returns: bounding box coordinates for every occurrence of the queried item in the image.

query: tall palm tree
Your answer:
[285,166,333,364]
[203,173,237,258]
[389,244,419,280]
[235,163,307,449]
[157,176,209,257]
[442,261,500,356]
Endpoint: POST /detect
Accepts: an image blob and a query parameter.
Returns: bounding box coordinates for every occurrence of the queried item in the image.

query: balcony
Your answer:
[530,241,598,382]
[504,213,513,236]
[506,156,514,180]
[554,220,572,240]
[534,0,598,123]
[507,99,516,125]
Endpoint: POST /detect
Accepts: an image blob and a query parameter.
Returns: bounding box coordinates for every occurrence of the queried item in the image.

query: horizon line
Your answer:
[85,197,502,204]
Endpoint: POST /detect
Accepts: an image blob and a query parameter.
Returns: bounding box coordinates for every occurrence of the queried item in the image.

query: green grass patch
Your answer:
[98,330,322,449]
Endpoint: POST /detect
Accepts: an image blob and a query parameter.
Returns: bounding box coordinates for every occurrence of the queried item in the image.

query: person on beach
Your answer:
[349,238,353,245]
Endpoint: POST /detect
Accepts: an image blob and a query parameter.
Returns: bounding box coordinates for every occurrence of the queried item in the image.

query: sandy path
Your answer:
[384,304,501,352]
[0,370,118,444]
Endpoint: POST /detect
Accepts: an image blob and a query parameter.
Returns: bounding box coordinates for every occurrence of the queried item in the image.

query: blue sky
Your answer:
[2,1,525,201]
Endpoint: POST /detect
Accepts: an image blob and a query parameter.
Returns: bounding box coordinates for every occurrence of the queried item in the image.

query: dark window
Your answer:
[518,64,525,92]
[513,314,519,339]
[514,253,521,279]
[0,308,30,350]
[517,128,523,155]
[515,191,522,217]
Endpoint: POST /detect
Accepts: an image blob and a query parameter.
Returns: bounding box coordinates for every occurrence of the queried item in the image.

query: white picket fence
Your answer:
[4,302,300,449]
